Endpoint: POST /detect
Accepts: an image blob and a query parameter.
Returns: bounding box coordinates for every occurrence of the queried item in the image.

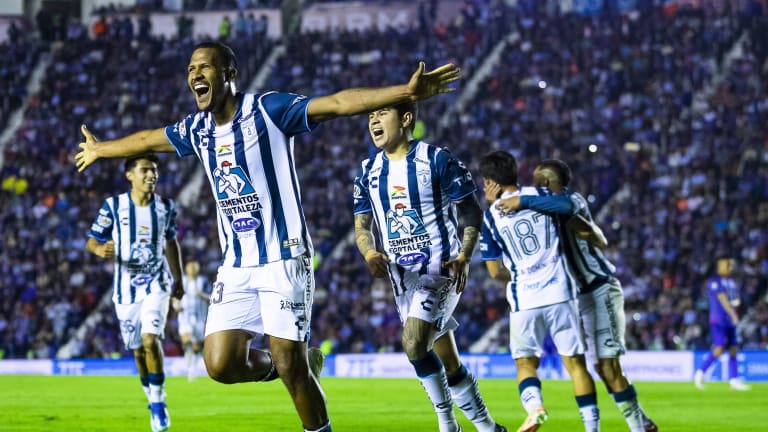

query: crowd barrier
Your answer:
[2,351,767,382]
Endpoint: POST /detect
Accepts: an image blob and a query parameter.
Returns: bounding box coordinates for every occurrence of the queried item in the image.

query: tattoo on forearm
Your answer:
[355,213,376,255]
[461,226,479,257]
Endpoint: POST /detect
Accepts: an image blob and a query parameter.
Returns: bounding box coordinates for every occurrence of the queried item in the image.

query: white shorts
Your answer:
[205,255,314,342]
[579,280,626,359]
[178,309,206,344]
[389,269,459,337]
[508,300,585,359]
[114,290,171,350]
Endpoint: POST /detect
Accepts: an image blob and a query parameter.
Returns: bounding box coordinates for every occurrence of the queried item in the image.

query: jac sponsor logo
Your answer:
[396,252,426,266]
[231,217,260,232]
[130,275,153,287]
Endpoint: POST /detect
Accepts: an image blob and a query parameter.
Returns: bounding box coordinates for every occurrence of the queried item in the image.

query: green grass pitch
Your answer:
[1,376,766,431]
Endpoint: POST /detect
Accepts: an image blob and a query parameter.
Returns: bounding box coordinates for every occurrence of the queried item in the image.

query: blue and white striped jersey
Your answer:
[559,190,617,294]
[180,275,209,319]
[88,193,177,305]
[480,187,574,312]
[165,92,316,267]
[353,140,476,275]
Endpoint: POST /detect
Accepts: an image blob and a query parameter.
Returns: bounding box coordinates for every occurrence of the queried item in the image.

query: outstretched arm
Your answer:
[307,62,460,123]
[75,125,174,172]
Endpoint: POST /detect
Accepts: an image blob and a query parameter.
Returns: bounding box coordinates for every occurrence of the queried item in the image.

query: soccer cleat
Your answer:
[729,378,751,391]
[643,415,658,432]
[516,406,548,432]
[495,424,508,432]
[149,402,171,432]
[693,370,705,390]
[309,347,325,379]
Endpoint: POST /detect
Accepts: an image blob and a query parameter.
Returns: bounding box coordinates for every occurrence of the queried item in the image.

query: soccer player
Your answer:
[694,255,751,391]
[353,102,506,432]
[86,153,183,432]
[173,260,210,382]
[75,41,460,432]
[495,159,658,432]
[478,151,600,432]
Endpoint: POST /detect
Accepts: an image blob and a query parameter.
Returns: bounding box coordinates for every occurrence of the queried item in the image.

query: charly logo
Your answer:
[396,251,427,266]
[231,216,260,232]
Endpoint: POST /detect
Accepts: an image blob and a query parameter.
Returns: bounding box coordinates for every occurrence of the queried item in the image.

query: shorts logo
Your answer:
[396,252,427,266]
[280,300,305,311]
[232,217,260,232]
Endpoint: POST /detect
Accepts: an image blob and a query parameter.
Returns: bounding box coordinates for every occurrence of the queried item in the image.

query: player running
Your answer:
[75,40,460,432]
[173,260,210,382]
[495,159,658,432]
[354,102,506,432]
[86,153,183,432]
[479,151,600,432]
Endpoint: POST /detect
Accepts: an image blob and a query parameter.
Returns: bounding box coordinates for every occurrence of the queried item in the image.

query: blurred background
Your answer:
[0,0,766,366]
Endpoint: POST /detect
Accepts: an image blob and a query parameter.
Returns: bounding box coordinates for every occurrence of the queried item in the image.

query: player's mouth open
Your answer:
[193,83,210,97]
[372,128,384,137]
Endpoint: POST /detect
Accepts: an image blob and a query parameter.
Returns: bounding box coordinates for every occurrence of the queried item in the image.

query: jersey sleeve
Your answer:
[435,149,476,201]
[165,198,178,239]
[519,193,577,215]
[88,199,114,242]
[261,92,317,136]
[164,114,197,157]
[708,278,725,296]
[353,162,372,215]
[480,211,502,261]
[569,191,591,219]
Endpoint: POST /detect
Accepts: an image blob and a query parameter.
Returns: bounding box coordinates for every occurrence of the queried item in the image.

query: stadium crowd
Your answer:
[0,0,766,360]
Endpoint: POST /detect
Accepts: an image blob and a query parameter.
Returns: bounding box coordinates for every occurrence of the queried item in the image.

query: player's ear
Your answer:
[402,111,413,129]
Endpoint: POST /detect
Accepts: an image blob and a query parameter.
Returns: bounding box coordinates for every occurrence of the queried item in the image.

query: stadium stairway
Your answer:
[0,49,50,169]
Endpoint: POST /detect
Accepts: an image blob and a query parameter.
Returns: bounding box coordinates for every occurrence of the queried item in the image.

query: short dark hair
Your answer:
[393,100,418,127]
[538,159,572,187]
[479,151,518,186]
[193,41,238,71]
[124,153,160,173]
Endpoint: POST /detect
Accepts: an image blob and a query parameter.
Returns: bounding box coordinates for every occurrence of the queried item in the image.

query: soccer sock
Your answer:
[728,355,738,380]
[518,377,544,413]
[575,393,600,432]
[612,385,644,432]
[447,364,496,432]
[304,421,332,432]
[410,351,457,432]
[184,345,195,379]
[140,375,151,402]
[147,372,165,404]
[699,352,717,373]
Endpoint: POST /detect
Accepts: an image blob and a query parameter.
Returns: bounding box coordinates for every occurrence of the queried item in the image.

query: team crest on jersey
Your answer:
[243,117,257,138]
[418,170,431,186]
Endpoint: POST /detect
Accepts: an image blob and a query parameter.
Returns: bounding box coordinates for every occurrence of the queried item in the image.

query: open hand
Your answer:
[75,124,99,172]
[407,62,461,101]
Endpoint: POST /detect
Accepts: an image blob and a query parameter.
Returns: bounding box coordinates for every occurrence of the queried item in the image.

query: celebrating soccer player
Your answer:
[479,151,600,432]
[353,102,506,432]
[75,41,460,432]
[495,159,658,432]
[85,153,183,432]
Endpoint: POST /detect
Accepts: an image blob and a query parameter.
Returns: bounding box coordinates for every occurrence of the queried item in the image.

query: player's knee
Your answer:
[140,334,159,351]
[204,356,238,384]
[401,335,428,360]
